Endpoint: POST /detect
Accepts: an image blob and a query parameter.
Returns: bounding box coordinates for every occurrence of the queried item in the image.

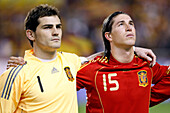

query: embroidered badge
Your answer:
[51,67,59,74]
[137,70,148,87]
[64,67,74,82]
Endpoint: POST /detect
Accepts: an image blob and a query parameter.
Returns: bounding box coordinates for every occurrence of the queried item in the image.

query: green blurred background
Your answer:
[0,0,169,113]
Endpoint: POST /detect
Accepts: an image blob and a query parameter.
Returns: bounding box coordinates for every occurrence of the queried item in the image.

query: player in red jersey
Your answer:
[76,11,170,113]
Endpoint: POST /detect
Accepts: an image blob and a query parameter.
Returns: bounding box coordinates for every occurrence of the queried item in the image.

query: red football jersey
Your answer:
[77,55,169,113]
[150,66,170,107]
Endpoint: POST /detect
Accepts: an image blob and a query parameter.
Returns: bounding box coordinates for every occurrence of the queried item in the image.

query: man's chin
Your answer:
[52,45,61,49]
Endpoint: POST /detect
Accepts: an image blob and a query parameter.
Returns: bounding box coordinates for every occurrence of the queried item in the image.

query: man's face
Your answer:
[110,14,136,48]
[33,15,62,51]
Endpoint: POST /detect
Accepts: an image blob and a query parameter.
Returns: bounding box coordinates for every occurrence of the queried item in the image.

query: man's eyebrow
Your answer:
[56,24,62,27]
[129,20,134,23]
[42,24,53,27]
[116,20,133,25]
[42,24,62,27]
[116,20,124,25]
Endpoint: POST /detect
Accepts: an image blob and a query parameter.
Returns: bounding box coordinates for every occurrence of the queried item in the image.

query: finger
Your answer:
[143,55,154,67]
[6,65,10,70]
[9,56,25,64]
[138,53,155,67]
[138,52,152,61]
[8,58,25,65]
[8,60,15,64]
[9,56,20,60]
[7,63,18,67]
[151,55,156,67]
[146,50,156,67]
[6,63,18,69]
[145,56,152,62]
[18,57,25,64]
[137,51,152,61]
[8,59,20,65]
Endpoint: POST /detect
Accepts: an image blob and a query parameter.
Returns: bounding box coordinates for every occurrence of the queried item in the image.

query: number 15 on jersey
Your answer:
[103,73,119,91]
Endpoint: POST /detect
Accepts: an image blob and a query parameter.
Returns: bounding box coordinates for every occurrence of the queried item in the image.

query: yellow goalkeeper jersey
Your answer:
[0,49,81,113]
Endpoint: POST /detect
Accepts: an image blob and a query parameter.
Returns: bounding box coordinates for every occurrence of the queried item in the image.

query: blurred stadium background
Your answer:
[0,0,169,113]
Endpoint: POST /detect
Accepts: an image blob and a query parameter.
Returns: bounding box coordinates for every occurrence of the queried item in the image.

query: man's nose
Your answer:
[52,27,59,36]
[126,24,132,31]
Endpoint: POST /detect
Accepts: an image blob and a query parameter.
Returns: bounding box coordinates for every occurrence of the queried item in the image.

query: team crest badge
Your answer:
[137,70,148,87]
[64,67,74,82]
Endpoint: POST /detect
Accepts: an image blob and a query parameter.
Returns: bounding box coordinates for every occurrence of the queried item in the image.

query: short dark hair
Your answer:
[24,4,61,47]
[102,11,126,60]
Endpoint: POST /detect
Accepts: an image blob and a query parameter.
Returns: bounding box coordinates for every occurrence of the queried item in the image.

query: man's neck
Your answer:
[110,46,134,63]
[33,46,57,60]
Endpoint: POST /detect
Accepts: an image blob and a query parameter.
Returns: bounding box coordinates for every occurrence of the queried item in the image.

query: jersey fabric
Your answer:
[150,66,170,107]
[0,49,81,113]
[76,55,170,113]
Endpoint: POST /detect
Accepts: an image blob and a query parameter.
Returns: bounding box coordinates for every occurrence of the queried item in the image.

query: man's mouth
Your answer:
[126,34,134,37]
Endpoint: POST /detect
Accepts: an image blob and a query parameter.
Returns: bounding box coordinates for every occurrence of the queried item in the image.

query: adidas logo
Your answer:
[51,67,59,74]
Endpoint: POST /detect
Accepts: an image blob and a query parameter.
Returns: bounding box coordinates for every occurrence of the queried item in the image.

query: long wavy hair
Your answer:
[102,11,126,61]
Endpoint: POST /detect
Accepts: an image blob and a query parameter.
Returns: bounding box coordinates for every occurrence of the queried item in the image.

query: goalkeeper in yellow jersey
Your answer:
[0,4,81,113]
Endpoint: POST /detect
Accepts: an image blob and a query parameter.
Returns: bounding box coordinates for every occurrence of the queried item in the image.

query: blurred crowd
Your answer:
[0,0,170,60]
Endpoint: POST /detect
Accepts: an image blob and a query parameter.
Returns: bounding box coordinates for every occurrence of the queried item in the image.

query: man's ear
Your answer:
[26,30,35,41]
[105,32,112,42]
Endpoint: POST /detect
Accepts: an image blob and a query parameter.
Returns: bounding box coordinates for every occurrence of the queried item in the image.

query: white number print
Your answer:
[103,73,119,91]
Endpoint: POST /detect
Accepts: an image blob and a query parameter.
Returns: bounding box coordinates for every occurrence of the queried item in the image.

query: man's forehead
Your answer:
[114,14,132,22]
[38,15,61,25]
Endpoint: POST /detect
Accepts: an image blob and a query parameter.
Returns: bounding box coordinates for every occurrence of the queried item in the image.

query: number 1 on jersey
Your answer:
[103,73,119,91]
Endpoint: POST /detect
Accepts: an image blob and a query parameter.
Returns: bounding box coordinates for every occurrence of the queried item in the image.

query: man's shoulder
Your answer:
[79,56,107,70]
[58,51,79,58]
[90,56,109,65]
[57,52,81,68]
[134,55,150,65]
[0,64,27,83]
